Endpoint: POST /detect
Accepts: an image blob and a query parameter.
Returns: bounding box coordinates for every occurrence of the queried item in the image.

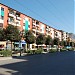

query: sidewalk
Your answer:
[0,57,12,60]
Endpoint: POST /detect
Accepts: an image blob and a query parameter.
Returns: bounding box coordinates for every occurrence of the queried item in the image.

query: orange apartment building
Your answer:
[0,3,71,49]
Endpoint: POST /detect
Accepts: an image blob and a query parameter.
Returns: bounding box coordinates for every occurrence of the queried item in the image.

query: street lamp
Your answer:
[6,40,10,50]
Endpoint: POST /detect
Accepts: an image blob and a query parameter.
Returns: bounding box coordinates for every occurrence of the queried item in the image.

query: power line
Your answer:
[36,0,72,31]
[13,0,60,29]
[47,0,72,25]
[13,0,72,33]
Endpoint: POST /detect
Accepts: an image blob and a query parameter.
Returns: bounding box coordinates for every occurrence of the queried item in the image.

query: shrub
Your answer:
[26,50,33,54]
[35,49,43,54]
[26,48,43,55]
[60,48,66,52]
[68,48,74,51]
[0,50,12,57]
[49,49,57,53]
[0,51,2,55]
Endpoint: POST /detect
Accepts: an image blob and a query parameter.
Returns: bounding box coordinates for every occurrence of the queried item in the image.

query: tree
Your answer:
[45,35,52,46]
[24,30,35,44]
[36,34,45,48]
[53,38,59,45]
[24,30,35,49]
[45,35,52,51]
[0,29,6,41]
[5,25,21,50]
[6,25,21,41]
[70,42,74,47]
[66,37,70,46]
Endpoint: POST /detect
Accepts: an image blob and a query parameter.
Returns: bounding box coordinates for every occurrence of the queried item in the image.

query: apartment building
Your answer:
[0,3,74,49]
[54,29,62,41]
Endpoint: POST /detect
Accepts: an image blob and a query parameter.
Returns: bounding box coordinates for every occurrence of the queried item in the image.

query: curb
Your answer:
[0,57,12,60]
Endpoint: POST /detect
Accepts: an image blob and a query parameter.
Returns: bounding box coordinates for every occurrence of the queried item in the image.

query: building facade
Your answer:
[0,3,74,49]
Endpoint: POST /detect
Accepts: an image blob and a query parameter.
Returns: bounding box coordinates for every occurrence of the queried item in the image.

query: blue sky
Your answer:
[0,0,74,33]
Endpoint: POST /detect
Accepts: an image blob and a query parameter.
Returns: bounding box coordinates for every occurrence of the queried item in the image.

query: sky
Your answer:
[0,0,74,34]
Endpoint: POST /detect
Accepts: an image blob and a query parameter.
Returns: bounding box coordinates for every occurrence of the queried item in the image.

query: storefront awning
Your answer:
[14,41,26,44]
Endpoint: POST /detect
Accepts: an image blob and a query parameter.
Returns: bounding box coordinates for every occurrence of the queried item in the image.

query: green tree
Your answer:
[70,42,74,47]
[36,34,45,48]
[24,30,35,49]
[24,30,35,44]
[0,29,6,41]
[6,25,21,41]
[45,35,52,46]
[53,38,59,45]
[5,25,21,50]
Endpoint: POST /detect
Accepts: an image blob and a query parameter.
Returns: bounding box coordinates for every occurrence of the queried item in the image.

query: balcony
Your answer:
[28,22,30,25]
[16,16,21,20]
[0,19,4,23]
[28,28,30,30]
[32,26,36,29]
[33,33,36,36]
[36,24,39,27]
[16,24,21,27]
[46,28,48,30]
[36,30,40,33]
[33,22,36,26]
[9,13,15,18]
[32,28,36,32]
[46,32,50,35]
[23,26,26,30]
[8,21,16,26]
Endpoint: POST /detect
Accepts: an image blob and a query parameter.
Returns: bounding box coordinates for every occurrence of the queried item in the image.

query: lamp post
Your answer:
[19,31,24,56]
[6,40,10,50]
[19,40,21,56]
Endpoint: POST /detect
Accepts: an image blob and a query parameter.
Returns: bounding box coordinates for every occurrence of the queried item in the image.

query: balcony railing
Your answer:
[33,22,36,25]
[8,21,16,26]
[9,13,15,18]
[32,26,36,29]
[16,16,21,20]
[16,24,21,27]
[36,24,39,27]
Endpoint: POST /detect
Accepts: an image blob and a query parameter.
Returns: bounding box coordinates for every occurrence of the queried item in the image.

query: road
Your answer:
[0,51,75,75]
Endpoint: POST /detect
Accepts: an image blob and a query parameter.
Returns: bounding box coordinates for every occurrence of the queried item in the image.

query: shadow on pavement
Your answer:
[0,51,75,75]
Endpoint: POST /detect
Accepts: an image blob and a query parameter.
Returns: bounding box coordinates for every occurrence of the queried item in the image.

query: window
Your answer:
[28,25,30,28]
[23,23,25,26]
[1,7,4,11]
[16,12,20,17]
[16,22,19,24]
[40,29,42,31]
[32,19,35,23]
[36,21,39,24]
[8,17,14,22]
[9,9,15,15]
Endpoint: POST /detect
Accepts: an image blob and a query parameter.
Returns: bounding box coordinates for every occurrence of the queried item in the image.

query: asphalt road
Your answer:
[0,51,75,75]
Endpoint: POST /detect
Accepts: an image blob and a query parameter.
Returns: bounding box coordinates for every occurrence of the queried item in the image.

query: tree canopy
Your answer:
[0,29,6,41]
[6,25,21,41]
[53,38,59,45]
[45,35,52,45]
[24,30,35,44]
[0,25,21,41]
[36,34,45,45]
